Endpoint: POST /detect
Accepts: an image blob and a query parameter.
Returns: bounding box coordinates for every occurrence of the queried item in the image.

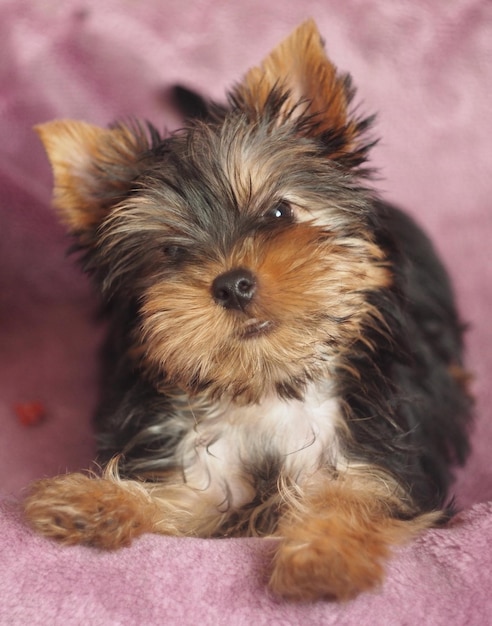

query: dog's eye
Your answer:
[162,245,187,262]
[263,201,294,221]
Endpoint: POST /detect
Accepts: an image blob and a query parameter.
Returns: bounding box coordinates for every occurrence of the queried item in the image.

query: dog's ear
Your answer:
[233,20,371,166]
[36,120,151,232]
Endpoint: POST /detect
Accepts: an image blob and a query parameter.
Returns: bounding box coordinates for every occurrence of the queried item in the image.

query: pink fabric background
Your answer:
[1,1,491,623]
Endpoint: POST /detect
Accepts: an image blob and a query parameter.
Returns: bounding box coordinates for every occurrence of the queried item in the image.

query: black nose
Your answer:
[212,268,256,311]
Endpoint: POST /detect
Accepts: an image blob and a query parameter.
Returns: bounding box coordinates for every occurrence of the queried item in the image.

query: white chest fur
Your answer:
[177,382,343,510]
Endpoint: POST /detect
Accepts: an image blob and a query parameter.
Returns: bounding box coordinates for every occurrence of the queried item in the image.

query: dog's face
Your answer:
[37,20,389,402]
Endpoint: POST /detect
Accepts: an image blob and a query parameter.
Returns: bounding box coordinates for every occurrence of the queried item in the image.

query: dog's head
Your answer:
[37,20,390,402]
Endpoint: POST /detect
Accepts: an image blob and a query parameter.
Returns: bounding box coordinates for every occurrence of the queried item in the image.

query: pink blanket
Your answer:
[2,1,491,623]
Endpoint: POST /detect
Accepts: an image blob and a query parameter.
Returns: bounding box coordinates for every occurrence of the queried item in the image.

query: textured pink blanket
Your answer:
[2,1,492,624]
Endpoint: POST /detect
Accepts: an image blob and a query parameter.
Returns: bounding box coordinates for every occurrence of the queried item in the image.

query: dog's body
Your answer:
[25,21,471,600]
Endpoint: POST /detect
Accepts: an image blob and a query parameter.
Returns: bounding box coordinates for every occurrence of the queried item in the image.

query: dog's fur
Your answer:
[24,21,471,601]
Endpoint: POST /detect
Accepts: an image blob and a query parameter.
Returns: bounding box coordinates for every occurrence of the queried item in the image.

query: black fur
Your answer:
[340,202,470,511]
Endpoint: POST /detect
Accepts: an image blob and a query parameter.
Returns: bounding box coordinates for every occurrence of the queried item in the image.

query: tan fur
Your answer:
[24,461,235,544]
[23,471,158,549]
[141,223,390,402]
[270,474,440,601]
[235,20,358,155]
[35,120,149,230]
[24,463,438,600]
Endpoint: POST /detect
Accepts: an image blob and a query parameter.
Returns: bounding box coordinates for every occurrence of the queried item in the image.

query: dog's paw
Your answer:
[23,473,156,549]
[269,518,387,601]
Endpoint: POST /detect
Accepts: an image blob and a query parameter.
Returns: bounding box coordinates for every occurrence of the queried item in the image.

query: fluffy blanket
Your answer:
[1,1,491,623]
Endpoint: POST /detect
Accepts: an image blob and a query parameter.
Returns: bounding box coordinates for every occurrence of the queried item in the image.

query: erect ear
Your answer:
[232,20,371,165]
[36,120,152,232]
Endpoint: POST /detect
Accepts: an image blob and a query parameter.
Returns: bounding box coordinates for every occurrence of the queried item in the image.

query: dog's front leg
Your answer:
[269,472,439,601]
[23,464,227,549]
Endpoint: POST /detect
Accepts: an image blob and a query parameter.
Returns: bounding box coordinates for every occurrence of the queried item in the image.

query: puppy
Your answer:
[24,20,471,601]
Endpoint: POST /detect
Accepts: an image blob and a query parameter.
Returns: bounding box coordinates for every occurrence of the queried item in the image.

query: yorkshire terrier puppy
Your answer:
[24,20,471,601]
